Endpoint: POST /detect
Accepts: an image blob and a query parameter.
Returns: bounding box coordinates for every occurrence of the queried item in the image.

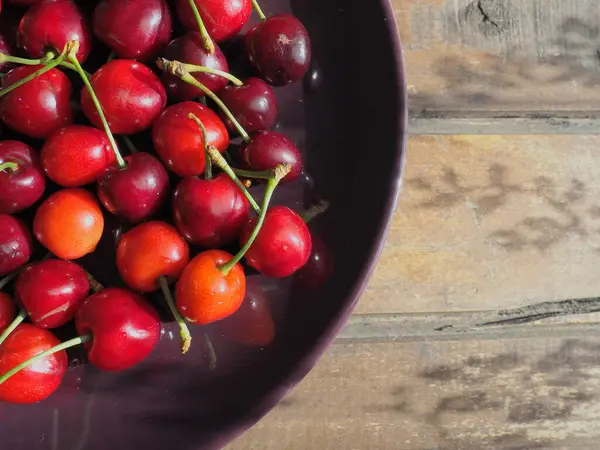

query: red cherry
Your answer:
[176,0,251,42]
[245,14,311,86]
[176,249,245,324]
[98,152,169,224]
[75,288,161,371]
[293,234,334,290]
[117,221,189,292]
[0,65,73,139]
[81,60,167,135]
[93,0,172,61]
[0,140,46,214]
[41,125,116,187]
[161,32,229,101]
[0,324,67,404]
[18,0,92,63]
[239,131,303,182]
[0,32,15,73]
[0,214,32,276]
[219,77,278,134]
[152,101,229,177]
[173,173,250,248]
[0,293,15,332]
[15,259,89,329]
[240,206,311,277]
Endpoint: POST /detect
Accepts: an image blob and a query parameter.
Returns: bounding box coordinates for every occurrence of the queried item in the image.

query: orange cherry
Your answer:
[33,188,104,260]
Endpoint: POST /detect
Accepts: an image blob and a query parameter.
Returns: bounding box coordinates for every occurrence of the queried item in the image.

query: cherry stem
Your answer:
[0,272,17,291]
[232,168,274,180]
[157,59,251,142]
[158,276,191,355]
[301,199,330,223]
[0,162,18,172]
[66,41,126,170]
[251,0,267,21]
[0,51,87,76]
[188,113,212,180]
[122,136,138,154]
[84,270,104,293]
[187,0,215,54]
[219,163,291,275]
[207,146,261,214]
[0,334,91,386]
[0,51,66,99]
[203,333,216,370]
[0,308,27,348]
[175,61,243,86]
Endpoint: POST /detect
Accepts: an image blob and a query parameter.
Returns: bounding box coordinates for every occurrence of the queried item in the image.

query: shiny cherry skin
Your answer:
[0,141,46,214]
[98,152,169,224]
[239,131,303,182]
[152,101,229,177]
[161,32,229,101]
[18,0,92,63]
[240,206,311,277]
[81,60,167,135]
[173,173,249,248]
[41,125,116,187]
[0,32,15,73]
[0,65,73,139]
[176,249,245,324]
[75,288,160,372]
[245,14,311,86]
[0,324,67,404]
[117,221,189,292]
[176,0,251,42]
[219,77,278,134]
[0,293,15,331]
[34,188,104,260]
[0,214,32,276]
[293,234,334,290]
[16,259,89,329]
[93,0,172,61]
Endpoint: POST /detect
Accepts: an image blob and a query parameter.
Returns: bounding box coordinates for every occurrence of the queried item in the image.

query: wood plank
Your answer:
[228,337,600,449]
[356,134,600,315]
[393,0,600,116]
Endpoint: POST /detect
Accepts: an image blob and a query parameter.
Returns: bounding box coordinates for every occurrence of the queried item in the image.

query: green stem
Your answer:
[232,168,274,180]
[182,63,243,86]
[0,335,91,386]
[122,136,138,155]
[0,52,87,76]
[0,272,17,291]
[158,276,191,355]
[84,270,104,293]
[251,0,267,20]
[0,162,18,172]
[0,309,27,348]
[301,199,330,223]
[187,113,212,180]
[187,0,215,54]
[0,55,64,99]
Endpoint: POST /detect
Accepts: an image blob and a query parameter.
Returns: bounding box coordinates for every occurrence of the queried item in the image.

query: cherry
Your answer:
[245,14,311,86]
[75,288,161,371]
[0,32,15,73]
[293,234,334,290]
[41,125,116,187]
[176,0,251,42]
[93,0,172,61]
[18,0,92,63]
[219,77,278,134]
[161,32,229,101]
[0,214,32,276]
[173,173,250,248]
[0,324,67,404]
[81,59,167,135]
[0,140,46,214]
[0,293,15,332]
[238,131,303,182]
[0,65,73,139]
[98,152,169,224]
[152,101,229,177]
[15,259,89,329]
[240,206,311,278]
[33,188,104,260]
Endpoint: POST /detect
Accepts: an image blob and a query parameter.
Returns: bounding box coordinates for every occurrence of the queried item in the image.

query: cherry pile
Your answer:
[0,0,330,405]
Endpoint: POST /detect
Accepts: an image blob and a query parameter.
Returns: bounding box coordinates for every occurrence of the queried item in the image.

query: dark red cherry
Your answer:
[245,14,311,86]
[219,77,277,134]
[0,65,73,139]
[81,60,167,135]
[239,131,303,182]
[0,32,15,73]
[15,259,89,329]
[161,32,229,101]
[0,214,32,276]
[176,0,251,42]
[18,0,92,63]
[98,152,169,224]
[0,140,46,214]
[240,206,311,278]
[293,234,334,290]
[173,173,250,248]
[93,0,172,61]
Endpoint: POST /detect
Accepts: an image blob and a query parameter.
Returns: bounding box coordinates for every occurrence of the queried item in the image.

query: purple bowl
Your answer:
[0,0,406,447]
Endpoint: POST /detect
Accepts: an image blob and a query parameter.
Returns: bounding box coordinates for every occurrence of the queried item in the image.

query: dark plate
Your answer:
[0,0,406,447]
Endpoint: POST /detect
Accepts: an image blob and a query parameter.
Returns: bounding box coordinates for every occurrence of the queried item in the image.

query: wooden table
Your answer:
[230,1,600,447]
